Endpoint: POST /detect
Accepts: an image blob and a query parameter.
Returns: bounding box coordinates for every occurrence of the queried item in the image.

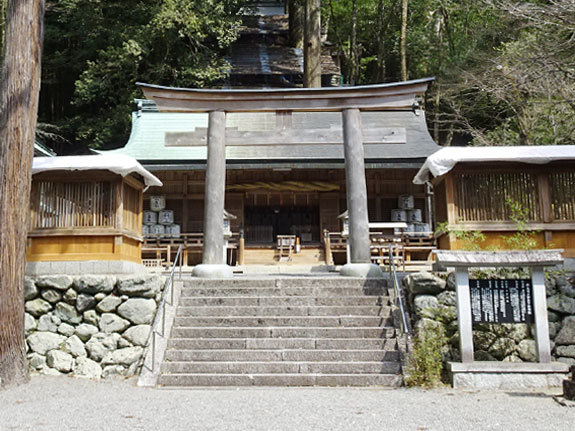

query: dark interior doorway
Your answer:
[245,205,320,245]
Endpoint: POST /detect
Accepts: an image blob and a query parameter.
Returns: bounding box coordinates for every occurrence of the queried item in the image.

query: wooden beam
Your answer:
[446,222,575,231]
[138,79,433,112]
[165,127,406,147]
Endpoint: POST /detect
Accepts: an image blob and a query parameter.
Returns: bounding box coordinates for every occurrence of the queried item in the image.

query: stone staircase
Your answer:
[157,277,404,387]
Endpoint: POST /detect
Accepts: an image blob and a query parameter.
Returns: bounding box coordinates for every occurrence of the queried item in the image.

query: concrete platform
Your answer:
[449,361,570,390]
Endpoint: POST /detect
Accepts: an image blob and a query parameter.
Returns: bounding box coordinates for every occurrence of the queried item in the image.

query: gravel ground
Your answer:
[0,376,573,431]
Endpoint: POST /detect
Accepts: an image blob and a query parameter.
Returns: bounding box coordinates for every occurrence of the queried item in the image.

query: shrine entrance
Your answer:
[244,205,320,245]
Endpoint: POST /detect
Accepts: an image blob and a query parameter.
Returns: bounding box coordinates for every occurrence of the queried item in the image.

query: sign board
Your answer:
[469,279,534,324]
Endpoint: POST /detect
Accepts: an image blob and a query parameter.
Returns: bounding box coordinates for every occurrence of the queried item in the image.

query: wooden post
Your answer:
[238,231,245,266]
[455,267,474,363]
[304,0,321,88]
[324,230,333,265]
[115,181,124,230]
[531,267,552,363]
[537,173,552,223]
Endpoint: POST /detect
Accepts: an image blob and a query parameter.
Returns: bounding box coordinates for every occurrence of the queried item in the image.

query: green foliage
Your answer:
[502,198,539,251]
[40,0,247,148]
[435,221,486,251]
[405,323,446,387]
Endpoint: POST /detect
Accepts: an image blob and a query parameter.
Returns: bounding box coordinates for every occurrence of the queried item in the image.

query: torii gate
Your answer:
[138,78,434,278]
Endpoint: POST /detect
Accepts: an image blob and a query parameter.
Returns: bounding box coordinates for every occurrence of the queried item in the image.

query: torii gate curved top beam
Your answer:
[137,78,434,113]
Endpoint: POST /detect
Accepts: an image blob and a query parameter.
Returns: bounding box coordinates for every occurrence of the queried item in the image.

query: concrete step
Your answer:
[180,286,387,297]
[170,326,395,339]
[176,305,391,317]
[158,373,404,387]
[183,278,386,289]
[164,349,400,362]
[167,338,398,351]
[162,361,402,375]
[173,316,392,328]
[179,295,389,307]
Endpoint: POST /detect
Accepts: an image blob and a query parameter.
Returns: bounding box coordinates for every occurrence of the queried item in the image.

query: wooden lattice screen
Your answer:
[551,171,575,221]
[454,172,541,222]
[31,181,116,229]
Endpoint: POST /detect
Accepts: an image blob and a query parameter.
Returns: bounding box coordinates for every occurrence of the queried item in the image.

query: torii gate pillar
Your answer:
[192,110,233,278]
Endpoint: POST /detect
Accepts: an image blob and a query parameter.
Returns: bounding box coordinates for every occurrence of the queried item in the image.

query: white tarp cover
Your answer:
[32,154,163,187]
[413,145,575,184]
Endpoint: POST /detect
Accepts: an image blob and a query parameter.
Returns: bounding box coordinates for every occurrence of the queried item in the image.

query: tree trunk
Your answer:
[400,0,408,81]
[0,0,45,389]
[349,0,358,85]
[304,0,321,88]
[0,0,6,56]
[288,0,304,49]
[376,0,386,82]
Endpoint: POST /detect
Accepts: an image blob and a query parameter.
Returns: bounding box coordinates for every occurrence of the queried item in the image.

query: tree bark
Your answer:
[288,0,304,49]
[400,0,408,81]
[304,0,321,88]
[349,0,359,85]
[0,0,45,388]
[376,0,386,82]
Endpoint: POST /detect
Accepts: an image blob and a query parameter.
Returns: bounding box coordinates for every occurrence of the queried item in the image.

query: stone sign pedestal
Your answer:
[449,362,569,390]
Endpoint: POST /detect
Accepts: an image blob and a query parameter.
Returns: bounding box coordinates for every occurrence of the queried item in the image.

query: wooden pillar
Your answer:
[342,108,371,263]
[455,267,474,363]
[115,181,124,230]
[238,231,245,266]
[182,173,189,233]
[202,110,227,265]
[531,267,552,363]
[324,230,334,265]
[304,0,321,88]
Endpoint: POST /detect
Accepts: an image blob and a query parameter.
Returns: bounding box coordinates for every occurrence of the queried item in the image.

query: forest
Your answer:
[1,0,574,150]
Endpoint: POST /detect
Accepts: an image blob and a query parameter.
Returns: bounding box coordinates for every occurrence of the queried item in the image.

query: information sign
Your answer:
[469,279,534,324]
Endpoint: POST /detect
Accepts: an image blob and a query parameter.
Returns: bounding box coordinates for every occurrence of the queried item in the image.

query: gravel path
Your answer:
[0,376,573,431]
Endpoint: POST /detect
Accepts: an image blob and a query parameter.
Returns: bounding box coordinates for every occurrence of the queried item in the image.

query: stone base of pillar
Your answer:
[340,263,384,278]
[192,264,234,279]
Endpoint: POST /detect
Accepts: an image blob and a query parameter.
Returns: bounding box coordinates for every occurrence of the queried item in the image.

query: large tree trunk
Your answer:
[400,0,408,81]
[0,0,45,388]
[288,0,304,49]
[304,0,321,88]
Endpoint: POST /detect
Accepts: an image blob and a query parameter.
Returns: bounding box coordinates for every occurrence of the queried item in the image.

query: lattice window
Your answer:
[32,181,115,229]
[455,172,540,222]
[551,172,575,221]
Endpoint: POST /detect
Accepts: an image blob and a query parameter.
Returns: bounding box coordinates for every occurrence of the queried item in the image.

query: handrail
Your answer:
[388,243,410,335]
[147,243,183,372]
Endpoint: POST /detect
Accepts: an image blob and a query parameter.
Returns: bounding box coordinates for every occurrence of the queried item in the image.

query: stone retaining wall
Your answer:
[24,274,165,379]
[404,271,575,366]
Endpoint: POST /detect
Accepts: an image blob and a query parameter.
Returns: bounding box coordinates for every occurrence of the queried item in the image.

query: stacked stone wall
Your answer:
[24,274,165,379]
[404,271,575,366]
